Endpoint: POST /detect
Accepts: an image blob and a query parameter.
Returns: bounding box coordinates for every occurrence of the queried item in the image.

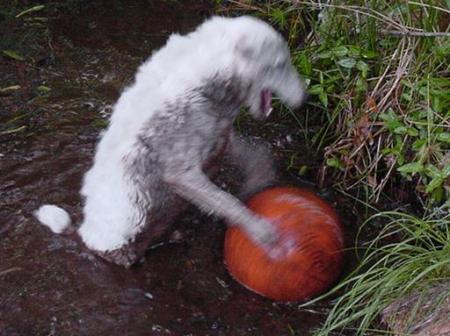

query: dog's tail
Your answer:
[34,205,74,234]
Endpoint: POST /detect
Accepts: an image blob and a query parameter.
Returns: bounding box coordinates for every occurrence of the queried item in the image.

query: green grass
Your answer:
[218,1,450,334]
[302,208,450,335]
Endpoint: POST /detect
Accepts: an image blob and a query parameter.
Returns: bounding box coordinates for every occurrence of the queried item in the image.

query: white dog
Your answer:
[35,16,305,267]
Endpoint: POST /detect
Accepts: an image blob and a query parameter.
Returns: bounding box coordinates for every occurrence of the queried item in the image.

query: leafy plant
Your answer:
[218,2,450,334]
[220,0,450,205]
[301,209,450,335]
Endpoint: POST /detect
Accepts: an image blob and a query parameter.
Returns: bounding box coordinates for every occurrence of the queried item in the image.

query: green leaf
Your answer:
[348,45,361,57]
[91,119,109,129]
[308,84,323,95]
[325,83,336,93]
[37,85,51,93]
[443,164,450,177]
[361,50,378,59]
[401,92,412,102]
[426,176,444,193]
[433,40,450,57]
[331,46,348,57]
[355,77,367,92]
[317,51,332,59]
[406,127,419,136]
[298,165,308,176]
[2,50,25,61]
[379,112,395,122]
[436,132,450,143]
[338,58,356,69]
[16,5,45,18]
[418,86,428,97]
[412,138,426,150]
[295,52,312,77]
[326,158,344,169]
[425,164,442,179]
[397,162,424,174]
[394,126,408,135]
[431,186,444,202]
[386,119,403,131]
[319,91,328,107]
[431,96,442,113]
[356,60,369,78]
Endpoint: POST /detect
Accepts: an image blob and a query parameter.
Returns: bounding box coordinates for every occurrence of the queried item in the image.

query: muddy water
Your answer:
[1,1,355,335]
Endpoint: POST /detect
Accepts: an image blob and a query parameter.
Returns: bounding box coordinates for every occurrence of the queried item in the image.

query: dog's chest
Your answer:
[200,121,231,169]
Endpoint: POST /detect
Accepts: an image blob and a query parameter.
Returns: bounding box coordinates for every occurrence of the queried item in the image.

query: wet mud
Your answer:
[1,1,357,335]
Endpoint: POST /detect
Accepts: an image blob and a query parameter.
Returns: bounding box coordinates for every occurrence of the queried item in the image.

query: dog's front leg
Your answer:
[163,166,278,248]
[226,132,276,200]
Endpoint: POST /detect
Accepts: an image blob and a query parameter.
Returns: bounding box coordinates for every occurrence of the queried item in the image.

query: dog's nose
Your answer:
[294,90,308,109]
[280,68,307,109]
[285,81,307,109]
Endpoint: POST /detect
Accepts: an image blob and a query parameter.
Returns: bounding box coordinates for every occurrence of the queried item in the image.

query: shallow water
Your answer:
[0,1,356,335]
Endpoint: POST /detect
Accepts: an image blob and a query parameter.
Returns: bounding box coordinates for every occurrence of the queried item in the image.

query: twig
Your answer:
[224,0,266,13]
[0,267,22,276]
[0,125,27,136]
[370,39,403,98]
[408,1,450,15]
[378,38,415,114]
[287,1,417,32]
[381,30,450,37]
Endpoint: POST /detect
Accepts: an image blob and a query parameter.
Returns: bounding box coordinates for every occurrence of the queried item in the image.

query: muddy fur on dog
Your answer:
[35,16,305,267]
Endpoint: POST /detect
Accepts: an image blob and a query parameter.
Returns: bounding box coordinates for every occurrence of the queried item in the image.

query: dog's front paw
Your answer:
[264,230,298,260]
[247,216,297,260]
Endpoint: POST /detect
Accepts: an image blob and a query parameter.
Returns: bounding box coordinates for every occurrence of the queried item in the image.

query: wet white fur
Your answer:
[35,16,303,252]
[34,205,72,234]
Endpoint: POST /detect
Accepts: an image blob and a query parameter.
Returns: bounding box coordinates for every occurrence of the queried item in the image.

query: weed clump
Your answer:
[219,1,450,334]
[302,209,450,335]
[221,0,450,206]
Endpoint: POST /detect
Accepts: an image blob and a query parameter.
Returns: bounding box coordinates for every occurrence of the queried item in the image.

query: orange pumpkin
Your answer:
[224,187,344,302]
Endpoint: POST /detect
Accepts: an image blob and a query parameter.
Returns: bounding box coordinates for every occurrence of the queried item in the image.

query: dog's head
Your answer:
[196,16,305,120]
[228,16,305,120]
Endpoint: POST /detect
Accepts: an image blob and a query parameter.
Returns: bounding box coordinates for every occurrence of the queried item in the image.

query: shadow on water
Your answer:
[0,1,358,335]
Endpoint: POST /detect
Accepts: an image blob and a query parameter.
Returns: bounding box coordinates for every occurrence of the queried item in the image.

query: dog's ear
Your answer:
[235,37,279,62]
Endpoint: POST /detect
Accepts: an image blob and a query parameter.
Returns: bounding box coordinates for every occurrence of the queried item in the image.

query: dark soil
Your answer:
[0,1,357,335]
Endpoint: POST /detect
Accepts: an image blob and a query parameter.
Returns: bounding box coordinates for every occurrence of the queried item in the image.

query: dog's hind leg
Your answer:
[77,158,154,267]
[225,131,276,200]
[97,191,189,268]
